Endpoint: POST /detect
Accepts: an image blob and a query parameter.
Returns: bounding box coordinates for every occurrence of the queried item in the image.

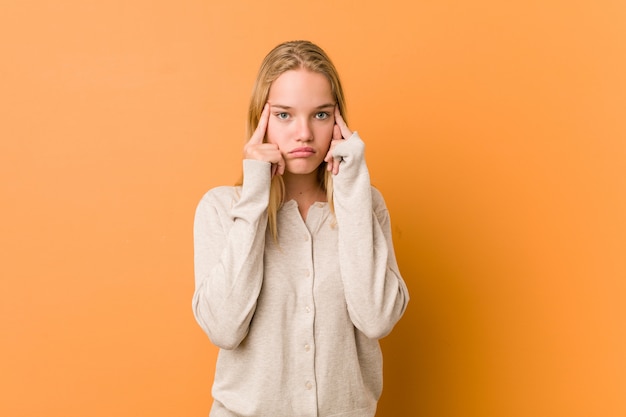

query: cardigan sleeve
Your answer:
[331,132,410,339]
[192,159,271,349]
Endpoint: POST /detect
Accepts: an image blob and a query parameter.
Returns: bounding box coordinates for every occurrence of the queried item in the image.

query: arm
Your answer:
[332,130,410,339]
[192,160,271,349]
[193,103,283,349]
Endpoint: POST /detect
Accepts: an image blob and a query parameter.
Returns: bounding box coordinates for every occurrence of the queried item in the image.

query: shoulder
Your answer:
[197,185,242,212]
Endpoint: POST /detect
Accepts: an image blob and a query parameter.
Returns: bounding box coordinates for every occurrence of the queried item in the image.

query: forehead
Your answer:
[268,69,334,107]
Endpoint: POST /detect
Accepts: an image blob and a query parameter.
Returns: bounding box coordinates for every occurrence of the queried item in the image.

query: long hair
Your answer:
[244,40,348,240]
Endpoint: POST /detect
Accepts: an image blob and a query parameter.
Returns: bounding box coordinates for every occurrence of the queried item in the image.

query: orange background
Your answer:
[1,1,625,416]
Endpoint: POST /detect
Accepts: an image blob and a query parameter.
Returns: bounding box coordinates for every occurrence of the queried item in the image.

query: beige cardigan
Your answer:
[193,133,409,417]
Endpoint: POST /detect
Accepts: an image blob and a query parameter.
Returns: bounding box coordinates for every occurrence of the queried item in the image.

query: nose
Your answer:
[294,117,313,141]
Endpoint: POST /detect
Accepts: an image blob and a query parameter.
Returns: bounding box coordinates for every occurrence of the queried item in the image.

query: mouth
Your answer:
[289,147,316,157]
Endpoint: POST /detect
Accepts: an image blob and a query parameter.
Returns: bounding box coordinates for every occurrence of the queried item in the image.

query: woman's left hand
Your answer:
[324,106,353,175]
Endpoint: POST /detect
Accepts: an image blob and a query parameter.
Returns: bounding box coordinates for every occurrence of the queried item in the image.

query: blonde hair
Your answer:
[244,40,348,240]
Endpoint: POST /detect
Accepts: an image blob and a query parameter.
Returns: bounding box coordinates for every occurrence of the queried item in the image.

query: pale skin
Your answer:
[243,69,353,219]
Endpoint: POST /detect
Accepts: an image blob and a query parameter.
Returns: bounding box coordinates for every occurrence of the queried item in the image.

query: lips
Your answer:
[289,147,316,157]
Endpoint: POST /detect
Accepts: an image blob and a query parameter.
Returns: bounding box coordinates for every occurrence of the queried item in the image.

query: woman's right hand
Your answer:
[243,103,285,177]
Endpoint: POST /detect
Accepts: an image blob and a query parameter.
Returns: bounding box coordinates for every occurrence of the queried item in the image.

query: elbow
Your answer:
[192,299,247,350]
[351,294,409,340]
[207,328,246,350]
[357,322,393,340]
[349,308,397,339]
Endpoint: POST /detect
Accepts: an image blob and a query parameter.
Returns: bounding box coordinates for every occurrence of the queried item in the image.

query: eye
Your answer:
[276,112,289,120]
[315,112,330,120]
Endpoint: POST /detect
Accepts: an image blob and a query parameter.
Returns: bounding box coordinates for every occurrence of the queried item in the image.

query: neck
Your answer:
[282,171,326,218]
[283,171,324,200]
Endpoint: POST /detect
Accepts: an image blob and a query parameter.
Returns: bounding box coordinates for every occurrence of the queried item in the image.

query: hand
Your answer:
[324,106,353,175]
[243,103,285,177]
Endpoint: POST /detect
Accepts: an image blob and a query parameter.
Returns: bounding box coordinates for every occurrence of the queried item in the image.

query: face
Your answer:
[266,69,335,175]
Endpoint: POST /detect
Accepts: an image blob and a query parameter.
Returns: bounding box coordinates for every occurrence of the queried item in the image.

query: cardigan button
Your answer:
[305,381,313,390]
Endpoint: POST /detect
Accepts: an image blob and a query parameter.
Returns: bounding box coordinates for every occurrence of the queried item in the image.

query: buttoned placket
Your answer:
[301,207,320,415]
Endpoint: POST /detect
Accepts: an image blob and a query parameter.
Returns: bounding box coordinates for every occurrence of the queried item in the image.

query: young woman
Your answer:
[193,40,409,417]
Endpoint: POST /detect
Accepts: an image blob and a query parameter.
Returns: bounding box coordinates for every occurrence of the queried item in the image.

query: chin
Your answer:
[286,168,319,176]
[285,161,322,176]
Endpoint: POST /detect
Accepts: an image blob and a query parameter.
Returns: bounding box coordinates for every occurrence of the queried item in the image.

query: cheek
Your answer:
[315,123,334,144]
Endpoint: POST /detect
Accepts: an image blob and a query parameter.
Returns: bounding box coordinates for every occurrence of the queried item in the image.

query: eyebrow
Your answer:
[271,103,336,110]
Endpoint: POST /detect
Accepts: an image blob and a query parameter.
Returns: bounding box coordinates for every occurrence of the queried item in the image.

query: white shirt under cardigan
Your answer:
[193,132,409,417]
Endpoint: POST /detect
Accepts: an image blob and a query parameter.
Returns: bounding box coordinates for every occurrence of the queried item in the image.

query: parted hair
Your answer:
[245,40,348,240]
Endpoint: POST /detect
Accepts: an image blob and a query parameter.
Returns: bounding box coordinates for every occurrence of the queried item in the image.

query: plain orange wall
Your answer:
[1,1,625,416]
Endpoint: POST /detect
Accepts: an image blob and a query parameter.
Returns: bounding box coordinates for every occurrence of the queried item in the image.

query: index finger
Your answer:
[334,106,352,139]
[249,103,270,144]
